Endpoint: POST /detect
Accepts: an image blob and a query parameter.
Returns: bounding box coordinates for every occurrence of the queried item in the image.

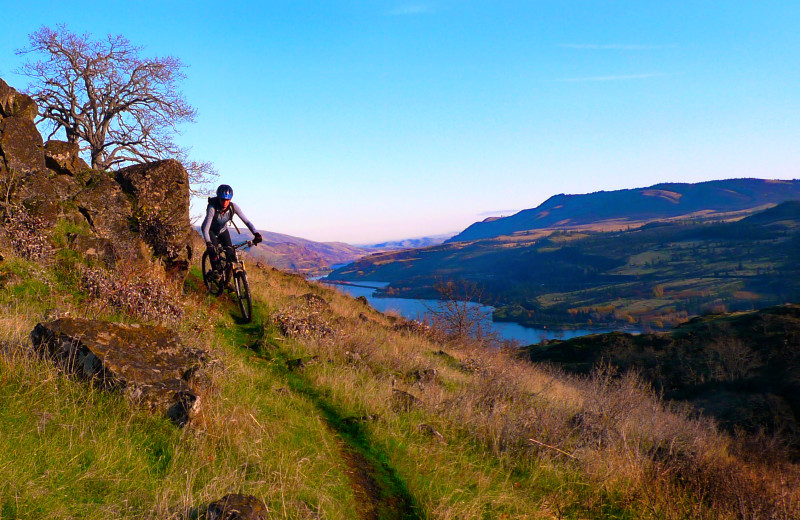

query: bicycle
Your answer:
[202,241,253,323]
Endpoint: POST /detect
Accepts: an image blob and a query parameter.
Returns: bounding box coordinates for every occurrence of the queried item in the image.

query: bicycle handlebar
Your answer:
[208,241,253,255]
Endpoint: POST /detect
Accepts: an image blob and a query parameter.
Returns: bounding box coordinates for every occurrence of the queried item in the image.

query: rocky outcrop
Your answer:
[207,494,269,520]
[30,318,210,426]
[66,234,117,267]
[0,78,38,120]
[116,160,193,276]
[0,115,46,175]
[0,82,61,225]
[43,140,90,175]
[71,174,145,259]
[0,76,192,279]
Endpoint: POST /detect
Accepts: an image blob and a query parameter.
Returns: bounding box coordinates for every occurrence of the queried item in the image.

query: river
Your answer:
[319,280,617,345]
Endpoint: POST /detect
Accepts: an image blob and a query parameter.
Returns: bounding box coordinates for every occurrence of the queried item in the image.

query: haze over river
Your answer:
[321,280,620,345]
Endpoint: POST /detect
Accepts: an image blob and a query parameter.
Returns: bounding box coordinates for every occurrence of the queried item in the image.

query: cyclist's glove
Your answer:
[253,232,263,245]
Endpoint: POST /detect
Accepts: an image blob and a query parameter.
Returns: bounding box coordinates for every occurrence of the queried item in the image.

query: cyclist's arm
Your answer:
[231,202,258,236]
[201,204,215,243]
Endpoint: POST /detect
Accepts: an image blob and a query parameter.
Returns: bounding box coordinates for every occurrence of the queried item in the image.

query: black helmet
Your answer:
[216,184,233,200]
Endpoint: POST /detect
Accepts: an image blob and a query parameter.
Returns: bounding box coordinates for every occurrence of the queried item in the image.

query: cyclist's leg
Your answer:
[219,229,236,265]
[208,231,224,270]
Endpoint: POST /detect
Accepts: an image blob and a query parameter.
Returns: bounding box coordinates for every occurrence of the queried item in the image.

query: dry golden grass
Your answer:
[263,265,800,519]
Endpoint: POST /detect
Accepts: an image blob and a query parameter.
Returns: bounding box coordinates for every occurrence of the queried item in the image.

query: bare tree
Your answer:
[425,279,501,345]
[16,25,216,191]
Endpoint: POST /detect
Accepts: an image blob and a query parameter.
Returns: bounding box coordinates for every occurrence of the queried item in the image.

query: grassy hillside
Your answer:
[330,201,800,331]
[1,223,799,518]
[523,304,800,456]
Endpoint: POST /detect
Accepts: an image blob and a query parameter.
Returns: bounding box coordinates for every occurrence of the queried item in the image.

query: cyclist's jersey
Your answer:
[202,197,258,242]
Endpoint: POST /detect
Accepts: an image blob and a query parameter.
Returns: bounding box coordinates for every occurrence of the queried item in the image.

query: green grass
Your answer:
[48,218,93,249]
[0,353,180,518]
[0,265,360,518]
[0,335,359,519]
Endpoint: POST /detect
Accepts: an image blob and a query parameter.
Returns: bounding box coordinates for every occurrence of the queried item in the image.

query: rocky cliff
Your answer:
[0,77,192,278]
[1,77,204,425]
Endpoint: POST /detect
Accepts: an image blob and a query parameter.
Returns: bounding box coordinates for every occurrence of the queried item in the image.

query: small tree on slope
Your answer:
[17,25,215,192]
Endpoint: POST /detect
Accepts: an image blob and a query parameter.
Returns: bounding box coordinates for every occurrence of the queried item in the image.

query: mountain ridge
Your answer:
[450,178,800,242]
[358,232,454,251]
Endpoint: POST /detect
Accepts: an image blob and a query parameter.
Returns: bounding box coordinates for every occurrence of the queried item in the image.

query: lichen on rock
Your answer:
[207,494,269,520]
[30,318,210,426]
[0,78,38,121]
[116,159,193,279]
[43,140,90,176]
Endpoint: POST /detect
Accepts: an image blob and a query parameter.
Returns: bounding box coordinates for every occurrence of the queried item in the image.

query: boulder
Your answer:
[44,140,90,175]
[0,78,38,121]
[391,388,422,412]
[30,318,210,426]
[0,116,46,177]
[47,169,84,201]
[72,173,147,259]
[115,159,192,278]
[207,494,269,520]
[0,102,60,225]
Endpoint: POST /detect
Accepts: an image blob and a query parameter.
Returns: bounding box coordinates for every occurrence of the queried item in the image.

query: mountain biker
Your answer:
[202,184,263,271]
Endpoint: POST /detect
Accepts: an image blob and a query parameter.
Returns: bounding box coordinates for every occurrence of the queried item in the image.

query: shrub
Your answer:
[2,205,52,261]
[79,262,184,323]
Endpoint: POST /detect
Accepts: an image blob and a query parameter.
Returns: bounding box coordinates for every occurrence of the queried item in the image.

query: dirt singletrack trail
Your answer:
[336,437,420,520]
[234,315,421,520]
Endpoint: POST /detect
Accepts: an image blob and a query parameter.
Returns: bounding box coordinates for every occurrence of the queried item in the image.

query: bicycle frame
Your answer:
[203,239,254,322]
[215,240,252,267]
[229,241,252,274]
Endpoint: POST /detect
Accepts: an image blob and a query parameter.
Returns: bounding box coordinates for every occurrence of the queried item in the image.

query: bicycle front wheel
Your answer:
[233,270,253,322]
[202,251,225,296]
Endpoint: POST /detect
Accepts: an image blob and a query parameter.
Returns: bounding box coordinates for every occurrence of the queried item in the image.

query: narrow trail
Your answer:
[229,302,422,520]
[290,381,421,520]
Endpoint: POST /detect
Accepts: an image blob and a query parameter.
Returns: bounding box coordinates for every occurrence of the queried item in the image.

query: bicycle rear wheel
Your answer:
[202,251,225,296]
[233,270,252,322]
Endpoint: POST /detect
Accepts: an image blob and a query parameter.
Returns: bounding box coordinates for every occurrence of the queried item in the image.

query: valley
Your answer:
[330,193,800,332]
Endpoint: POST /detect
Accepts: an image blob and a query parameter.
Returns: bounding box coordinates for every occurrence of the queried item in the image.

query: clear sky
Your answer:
[2,1,799,244]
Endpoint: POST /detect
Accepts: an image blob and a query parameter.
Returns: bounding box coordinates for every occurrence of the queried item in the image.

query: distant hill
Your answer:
[225,229,368,276]
[207,228,455,276]
[450,178,800,242]
[361,232,454,251]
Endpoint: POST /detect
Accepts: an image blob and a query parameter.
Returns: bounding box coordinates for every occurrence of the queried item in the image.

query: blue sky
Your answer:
[1,1,799,243]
